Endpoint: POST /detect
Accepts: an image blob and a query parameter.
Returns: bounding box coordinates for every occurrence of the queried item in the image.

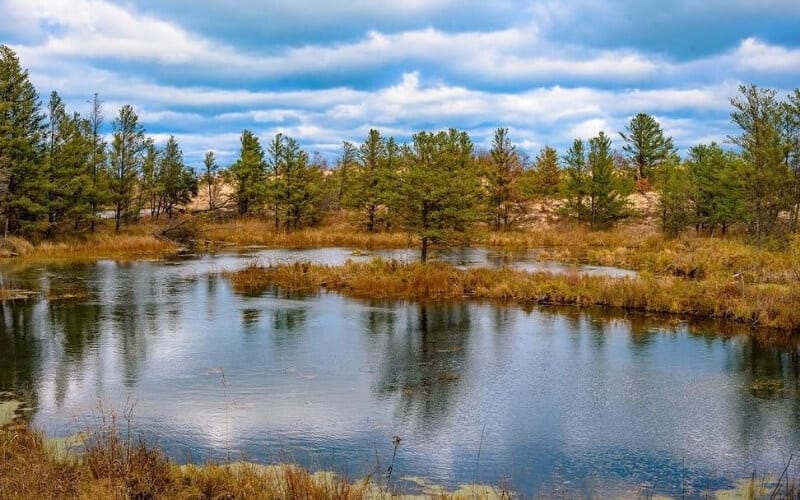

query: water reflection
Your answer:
[0,255,798,497]
[372,304,470,427]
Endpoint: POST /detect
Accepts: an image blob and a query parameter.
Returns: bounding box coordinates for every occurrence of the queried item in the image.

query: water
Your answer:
[203,246,638,278]
[0,253,798,497]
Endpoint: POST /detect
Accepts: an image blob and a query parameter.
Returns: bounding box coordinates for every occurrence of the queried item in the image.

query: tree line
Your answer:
[2,45,800,259]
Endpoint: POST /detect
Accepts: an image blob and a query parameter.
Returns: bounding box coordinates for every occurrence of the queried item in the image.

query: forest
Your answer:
[2,44,800,260]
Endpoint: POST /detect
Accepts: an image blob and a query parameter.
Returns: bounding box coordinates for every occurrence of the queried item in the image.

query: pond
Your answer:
[199,246,638,278]
[0,253,797,497]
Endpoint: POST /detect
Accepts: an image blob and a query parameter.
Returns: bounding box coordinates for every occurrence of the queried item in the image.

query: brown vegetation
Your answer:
[0,422,510,499]
[227,258,800,332]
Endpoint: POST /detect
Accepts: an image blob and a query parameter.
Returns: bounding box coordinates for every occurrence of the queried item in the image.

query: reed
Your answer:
[227,260,800,332]
[197,218,415,249]
[0,422,514,499]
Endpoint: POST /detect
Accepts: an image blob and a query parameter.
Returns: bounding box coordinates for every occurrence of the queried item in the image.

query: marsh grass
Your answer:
[0,421,518,499]
[228,260,800,332]
[197,218,414,250]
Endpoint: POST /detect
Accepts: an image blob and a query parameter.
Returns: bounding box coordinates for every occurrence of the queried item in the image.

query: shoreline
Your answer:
[226,259,800,334]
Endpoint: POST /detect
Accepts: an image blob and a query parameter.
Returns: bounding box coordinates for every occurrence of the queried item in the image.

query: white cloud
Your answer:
[734,37,800,72]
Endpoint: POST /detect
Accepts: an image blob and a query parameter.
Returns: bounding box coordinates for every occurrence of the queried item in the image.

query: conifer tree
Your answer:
[158,136,197,220]
[0,45,47,236]
[729,84,792,244]
[266,133,284,227]
[587,132,629,229]
[109,105,147,232]
[531,146,561,197]
[229,130,266,216]
[344,129,395,231]
[619,113,676,180]
[87,93,107,232]
[202,151,220,211]
[392,129,481,262]
[485,128,524,230]
[279,136,321,229]
[562,139,590,221]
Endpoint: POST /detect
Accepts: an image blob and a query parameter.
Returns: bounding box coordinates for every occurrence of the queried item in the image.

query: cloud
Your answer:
[0,0,797,166]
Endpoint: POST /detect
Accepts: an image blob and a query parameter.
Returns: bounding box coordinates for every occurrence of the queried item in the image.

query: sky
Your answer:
[1,0,799,166]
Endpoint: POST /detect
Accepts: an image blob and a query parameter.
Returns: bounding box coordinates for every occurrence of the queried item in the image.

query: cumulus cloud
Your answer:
[0,0,797,165]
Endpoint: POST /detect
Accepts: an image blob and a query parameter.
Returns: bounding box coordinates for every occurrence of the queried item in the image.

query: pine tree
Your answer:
[562,139,590,221]
[344,129,395,231]
[784,89,800,232]
[279,136,321,229]
[158,136,196,220]
[337,140,358,211]
[266,133,284,227]
[109,105,147,232]
[619,113,676,180]
[485,128,524,230]
[202,151,220,211]
[0,45,47,236]
[56,112,95,229]
[530,146,561,197]
[229,130,266,216]
[87,93,107,233]
[392,129,481,262]
[587,132,629,229]
[658,160,694,237]
[139,142,160,218]
[729,84,792,244]
[686,143,745,234]
[45,91,66,229]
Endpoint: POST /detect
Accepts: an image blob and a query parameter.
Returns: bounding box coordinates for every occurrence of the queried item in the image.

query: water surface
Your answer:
[0,254,797,497]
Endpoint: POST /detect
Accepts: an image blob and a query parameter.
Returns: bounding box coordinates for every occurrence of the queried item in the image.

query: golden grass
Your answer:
[25,234,176,261]
[0,422,511,499]
[197,218,415,250]
[227,260,800,332]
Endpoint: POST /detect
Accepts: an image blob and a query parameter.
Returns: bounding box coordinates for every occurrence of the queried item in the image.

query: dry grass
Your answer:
[22,234,177,262]
[198,217,415,249]
[0,422,513,499]
[0,217,190,266]
[227,260,800,332]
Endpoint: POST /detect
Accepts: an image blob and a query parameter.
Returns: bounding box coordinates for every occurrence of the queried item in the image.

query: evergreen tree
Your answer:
[587,132,629,229]
[785,89,800,232]
[336,140,358,211]
[229,130,266,216]
[344,129,395,231]
[86,93,107,233]
[729,84,792,244]
[45,91,66,229]
[619,113,676,180]
[392,129,481,262]
[158,136,197,219]
[658,160,694,237]
[530,146,561,198]
[485,128,524,230]
[0,45,47,236]
[278,135,321,229]
[109,105,147,232]
[562,139,590,221]
[55,112,95,229]
[139,142,160,218]
[686,143,745,234]
[266,133,284,227]
[202,151,220,211]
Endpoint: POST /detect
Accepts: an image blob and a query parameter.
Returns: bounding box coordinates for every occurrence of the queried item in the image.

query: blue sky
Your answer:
[1,0,798,166]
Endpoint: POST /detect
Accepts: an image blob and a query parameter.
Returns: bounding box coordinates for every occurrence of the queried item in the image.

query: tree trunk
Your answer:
[421,236,429,263]
[369,206,375,232]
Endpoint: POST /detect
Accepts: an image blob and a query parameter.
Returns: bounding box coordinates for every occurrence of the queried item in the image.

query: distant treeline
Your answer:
[2,45,800,255]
